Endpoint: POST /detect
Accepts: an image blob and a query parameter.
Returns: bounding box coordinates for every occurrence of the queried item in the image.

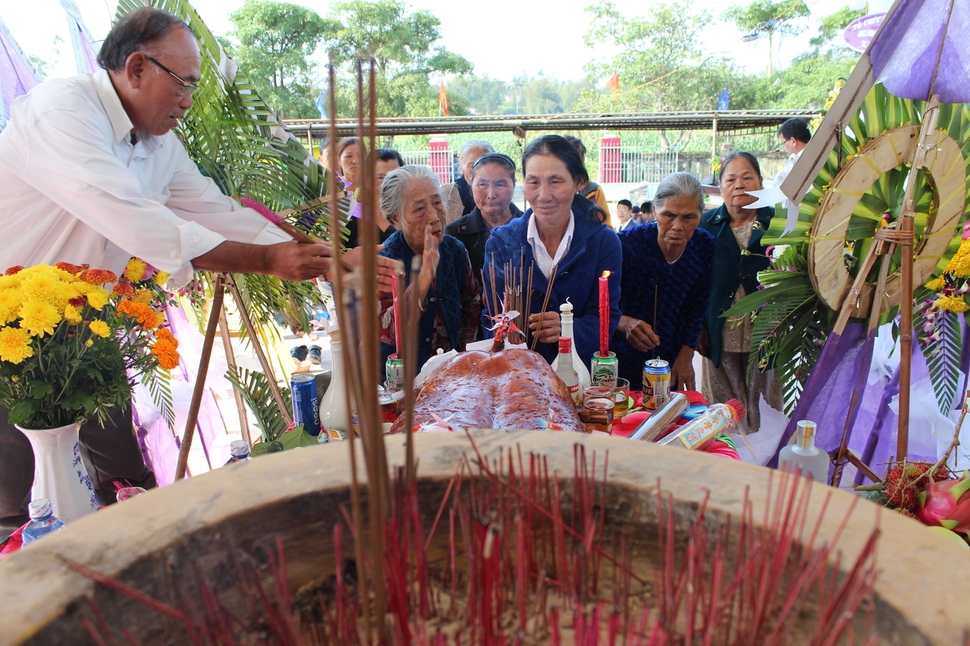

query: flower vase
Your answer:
[16,423,100,522]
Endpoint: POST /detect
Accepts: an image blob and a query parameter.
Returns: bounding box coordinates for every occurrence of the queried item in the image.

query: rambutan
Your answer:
[884,462,948,511]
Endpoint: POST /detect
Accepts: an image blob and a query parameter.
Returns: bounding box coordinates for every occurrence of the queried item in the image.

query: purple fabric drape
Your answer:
[0,17,41,126]
[869,0,970,103]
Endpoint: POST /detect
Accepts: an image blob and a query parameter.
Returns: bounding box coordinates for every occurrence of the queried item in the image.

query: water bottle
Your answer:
[657,399,745,451]
[225,440,251,465]
[21,498,66,546]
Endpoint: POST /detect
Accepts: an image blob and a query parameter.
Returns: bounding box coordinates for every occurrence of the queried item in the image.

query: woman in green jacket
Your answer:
[698,152,783,432]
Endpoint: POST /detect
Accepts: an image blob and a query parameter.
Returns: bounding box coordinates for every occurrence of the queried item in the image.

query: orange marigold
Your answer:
[151,330,179,370]
[117,300,160,330]
[55,262,86,275]
[5,266,24,276]
[112,283,135,297]
[79,269,118,285]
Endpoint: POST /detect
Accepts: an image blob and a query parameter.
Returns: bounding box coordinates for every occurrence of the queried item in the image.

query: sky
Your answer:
[1,0,889,84]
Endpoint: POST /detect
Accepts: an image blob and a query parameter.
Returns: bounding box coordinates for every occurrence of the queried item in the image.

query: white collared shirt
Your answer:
[527,210,575,279]
[0,70,288,286]
[774,149,803,187]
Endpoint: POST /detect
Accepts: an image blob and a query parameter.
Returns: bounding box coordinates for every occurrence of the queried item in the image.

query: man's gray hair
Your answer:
[380,165,441,226]
[653,172,705,214]
[460,139,494,159]
[98,7,192,72]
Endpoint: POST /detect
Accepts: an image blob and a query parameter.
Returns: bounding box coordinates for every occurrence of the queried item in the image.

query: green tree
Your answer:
[757,8,862,109]
[723,0,811,76]
[449,76,510,115]
[227,0,336,119]
[328,0,473,117]
[583,1,753,148]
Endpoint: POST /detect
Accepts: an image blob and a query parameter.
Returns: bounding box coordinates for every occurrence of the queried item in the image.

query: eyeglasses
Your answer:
[142,54,199,97]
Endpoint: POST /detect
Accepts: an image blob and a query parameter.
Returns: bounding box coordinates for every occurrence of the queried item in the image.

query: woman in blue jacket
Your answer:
[483,135,621,367]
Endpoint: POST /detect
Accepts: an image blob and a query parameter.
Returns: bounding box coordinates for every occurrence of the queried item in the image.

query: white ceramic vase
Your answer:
[16,422,100,522]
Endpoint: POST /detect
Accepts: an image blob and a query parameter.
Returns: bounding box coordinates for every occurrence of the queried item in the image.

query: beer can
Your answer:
[590,351,618,390]
[642,359,671,411]
[385,353,405,391]
[291,373,321,436]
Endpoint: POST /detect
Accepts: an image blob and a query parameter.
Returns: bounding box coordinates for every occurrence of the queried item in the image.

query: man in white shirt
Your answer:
[615,199,634,231]
[774,118,812,187]
[0,8,392,533]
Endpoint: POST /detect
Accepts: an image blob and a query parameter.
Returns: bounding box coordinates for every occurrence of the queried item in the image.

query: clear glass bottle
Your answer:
[551,299,590,393]
[225,440,251,465]
[555,336,581,405]
[778,420,830,483]
[319,330,351,440]
[21,498,66,546]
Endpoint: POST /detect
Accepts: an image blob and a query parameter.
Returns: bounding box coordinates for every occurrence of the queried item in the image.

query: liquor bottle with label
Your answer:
[555,336,581,405]
[778,420,830,483]
[550,299,590,393]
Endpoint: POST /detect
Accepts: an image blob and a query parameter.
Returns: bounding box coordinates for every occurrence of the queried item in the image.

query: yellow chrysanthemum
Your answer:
[934,295,970,313]
[155,312,166,328]
[0,290,23,325]
[153,270,170,285]
[19,299,61,337]
[132,289,153,304]
[86,286,110,311]
[123,258,147,283]
[925,276,947,291]
[944,241,970,278]
[0,326,33,364]
[88,320,110,338]
[64,304,82,324]
[0,274,22,290]
[20,271,63,304]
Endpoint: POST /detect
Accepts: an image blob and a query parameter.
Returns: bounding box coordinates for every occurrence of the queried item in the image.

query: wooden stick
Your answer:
[524,262,534,346]
[325,56,372,641]
[530,262,558,351]
[225,274,291,424]
[830,390,859,488]
[217,305,250,446]
[175,275,225,480]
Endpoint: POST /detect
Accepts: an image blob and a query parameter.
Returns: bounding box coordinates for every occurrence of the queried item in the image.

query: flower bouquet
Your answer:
[0,260,178,429]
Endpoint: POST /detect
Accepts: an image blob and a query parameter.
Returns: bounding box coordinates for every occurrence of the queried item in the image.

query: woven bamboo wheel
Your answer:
[807,125,966,313]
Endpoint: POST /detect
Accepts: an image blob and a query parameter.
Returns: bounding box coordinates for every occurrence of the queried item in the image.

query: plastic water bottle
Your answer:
[657,399,745,450]
[225,440,251,465]
[21,498,66,546]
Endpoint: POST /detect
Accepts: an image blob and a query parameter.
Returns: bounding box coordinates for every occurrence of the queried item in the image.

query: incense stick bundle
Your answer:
[530,263,558,351]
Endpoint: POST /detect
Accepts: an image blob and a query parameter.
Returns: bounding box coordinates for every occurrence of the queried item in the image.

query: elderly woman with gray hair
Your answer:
[378,165,482,373]
[612,172,715,390]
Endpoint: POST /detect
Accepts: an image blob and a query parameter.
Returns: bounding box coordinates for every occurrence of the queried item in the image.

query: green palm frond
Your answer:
[915,294,963,414]
[735,82,970,412]
[224,366,292,443]
[139,366,175,429]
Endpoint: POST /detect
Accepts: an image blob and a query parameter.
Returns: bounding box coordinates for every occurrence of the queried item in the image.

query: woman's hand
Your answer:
[417,223,441,295]
[670,345,696,391]
[619,315,660,352]
[528,311,561,344]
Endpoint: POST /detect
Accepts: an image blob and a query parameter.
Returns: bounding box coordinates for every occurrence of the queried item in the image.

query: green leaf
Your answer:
[9,400,37,427]
[722,278,811,318]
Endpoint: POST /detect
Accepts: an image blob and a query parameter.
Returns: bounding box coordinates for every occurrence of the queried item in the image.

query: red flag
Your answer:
[439,79,450,116]
[607,71,620,96]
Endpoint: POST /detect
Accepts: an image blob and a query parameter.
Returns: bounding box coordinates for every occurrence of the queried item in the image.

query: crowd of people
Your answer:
[0,5,805,535]
[363,127,808,435]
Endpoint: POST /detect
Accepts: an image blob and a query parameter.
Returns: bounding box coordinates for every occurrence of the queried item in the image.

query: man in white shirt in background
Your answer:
[615,199,634,231]
[774,118,812,187]
[0,7,393,535]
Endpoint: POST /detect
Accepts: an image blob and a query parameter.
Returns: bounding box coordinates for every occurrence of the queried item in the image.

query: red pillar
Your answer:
[429,136,451,184]
[599,134,621,183]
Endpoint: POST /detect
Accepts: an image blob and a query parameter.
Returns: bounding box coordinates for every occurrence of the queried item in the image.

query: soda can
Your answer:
[291,373,321,436]
[642,359,671,411]
[590,351,618,390]
[385,353,405,391]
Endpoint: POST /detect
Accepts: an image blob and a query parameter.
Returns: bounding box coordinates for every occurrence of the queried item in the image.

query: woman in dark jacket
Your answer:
[483,135,621,367]
[698,151,783,432]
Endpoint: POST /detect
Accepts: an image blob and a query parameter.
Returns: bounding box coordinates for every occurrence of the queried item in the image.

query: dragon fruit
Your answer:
[916,472,970,535]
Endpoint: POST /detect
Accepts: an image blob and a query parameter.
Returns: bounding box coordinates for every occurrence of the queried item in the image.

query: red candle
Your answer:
[599,270,610,356]
[392,278,403,350]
